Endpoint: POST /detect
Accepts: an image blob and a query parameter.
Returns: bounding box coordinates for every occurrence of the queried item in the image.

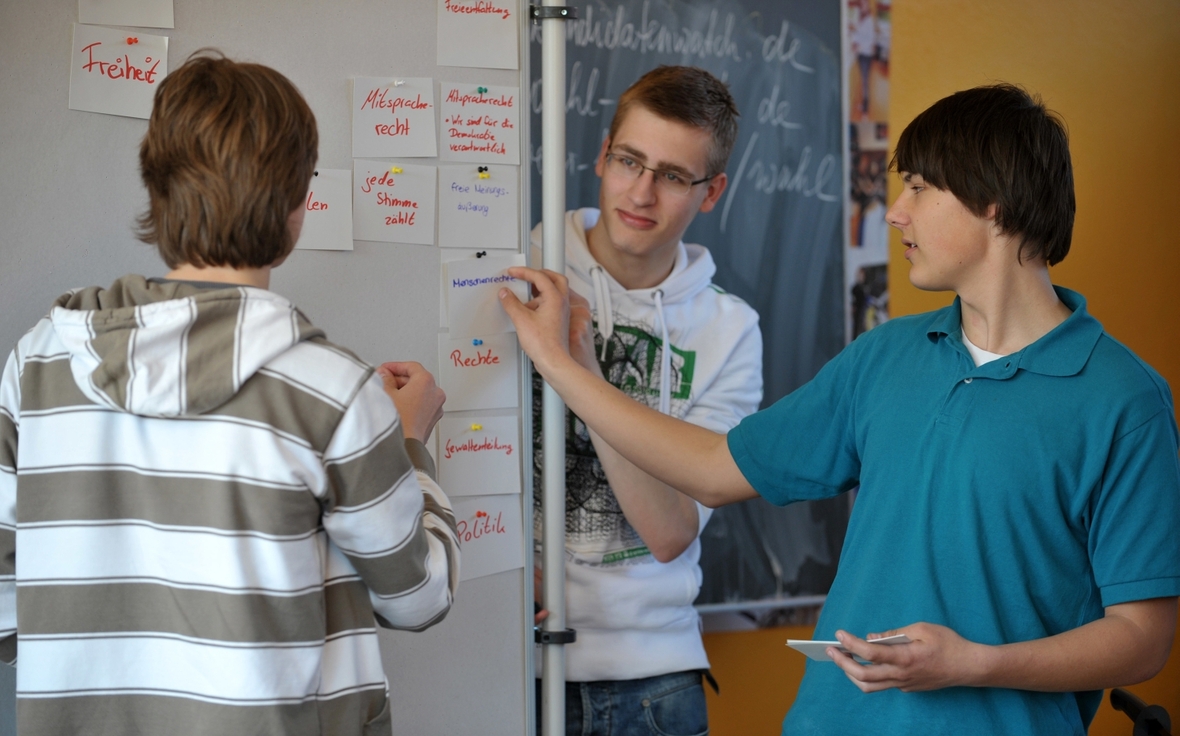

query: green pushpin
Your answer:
[477,86,488,94]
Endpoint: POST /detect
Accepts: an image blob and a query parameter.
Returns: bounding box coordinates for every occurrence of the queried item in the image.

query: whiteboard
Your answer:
[0,1,534,734]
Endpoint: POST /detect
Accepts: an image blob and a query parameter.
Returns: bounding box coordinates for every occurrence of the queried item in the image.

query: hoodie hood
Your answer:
[533,208,722,416]
[563,208,717,307]
[50,274,322,418]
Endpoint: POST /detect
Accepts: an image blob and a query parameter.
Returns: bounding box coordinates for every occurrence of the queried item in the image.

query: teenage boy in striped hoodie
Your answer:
[0,52,459,736]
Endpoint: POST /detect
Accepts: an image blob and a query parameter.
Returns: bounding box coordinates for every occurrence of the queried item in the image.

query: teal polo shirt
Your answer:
[728,287,1180,736]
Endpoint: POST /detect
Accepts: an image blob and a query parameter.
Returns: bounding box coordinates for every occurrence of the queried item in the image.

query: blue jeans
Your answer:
[535,670,709,736]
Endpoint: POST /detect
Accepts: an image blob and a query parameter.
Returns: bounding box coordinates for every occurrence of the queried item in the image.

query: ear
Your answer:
[594,136,611,178]
[697,172,728,214]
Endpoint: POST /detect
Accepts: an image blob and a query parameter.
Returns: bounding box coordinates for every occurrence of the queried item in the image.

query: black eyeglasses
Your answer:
[603,151,714,196]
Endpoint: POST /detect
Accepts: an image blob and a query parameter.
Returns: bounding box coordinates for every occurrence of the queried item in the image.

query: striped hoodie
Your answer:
[0,275,460,736]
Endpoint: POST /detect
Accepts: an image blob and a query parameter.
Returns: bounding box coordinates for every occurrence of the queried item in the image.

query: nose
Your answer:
[885,195,907,230]
[627,168,658,204]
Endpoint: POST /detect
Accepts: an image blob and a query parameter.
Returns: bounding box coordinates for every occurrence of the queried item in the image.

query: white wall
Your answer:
[0,1,532,734]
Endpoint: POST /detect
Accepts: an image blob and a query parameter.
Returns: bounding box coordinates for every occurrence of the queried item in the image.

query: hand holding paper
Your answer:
[497,266,572,377]
[827,624,983,693]
[378,361,445,442]
[787,633,910,663]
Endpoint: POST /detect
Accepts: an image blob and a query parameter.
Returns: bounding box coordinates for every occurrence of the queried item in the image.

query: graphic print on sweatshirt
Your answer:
[533,318,695,564]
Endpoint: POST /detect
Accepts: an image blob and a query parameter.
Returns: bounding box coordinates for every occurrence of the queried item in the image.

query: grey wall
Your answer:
[0,1,532,734]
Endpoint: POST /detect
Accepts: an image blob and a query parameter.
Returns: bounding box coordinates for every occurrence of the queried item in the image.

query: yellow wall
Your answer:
[704,2,1180,733]
[889,0,1180,405]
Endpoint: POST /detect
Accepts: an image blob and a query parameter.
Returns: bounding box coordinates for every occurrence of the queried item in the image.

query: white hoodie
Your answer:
[532,209,763,681]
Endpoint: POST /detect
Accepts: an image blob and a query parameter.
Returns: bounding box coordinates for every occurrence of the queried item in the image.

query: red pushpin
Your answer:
[127,37,139,45]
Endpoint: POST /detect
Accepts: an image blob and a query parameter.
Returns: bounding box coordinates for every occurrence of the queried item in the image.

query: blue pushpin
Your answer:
[473,339,483,346]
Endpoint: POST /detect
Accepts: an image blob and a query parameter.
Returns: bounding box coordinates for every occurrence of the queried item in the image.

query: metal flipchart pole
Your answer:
[529,3,577,736]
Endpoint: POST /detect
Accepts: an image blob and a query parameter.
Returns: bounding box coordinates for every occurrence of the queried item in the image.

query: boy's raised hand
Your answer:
[377,361,445,442]
[498,267,573,376]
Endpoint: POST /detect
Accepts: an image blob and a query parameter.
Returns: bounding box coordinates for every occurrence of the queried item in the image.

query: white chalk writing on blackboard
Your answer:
[532,4,743,62]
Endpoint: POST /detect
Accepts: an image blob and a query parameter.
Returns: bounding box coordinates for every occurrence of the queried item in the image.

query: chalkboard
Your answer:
[527,0,850,606]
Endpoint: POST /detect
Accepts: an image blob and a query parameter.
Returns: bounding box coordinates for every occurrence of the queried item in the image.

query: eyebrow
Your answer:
[611,143,697,178]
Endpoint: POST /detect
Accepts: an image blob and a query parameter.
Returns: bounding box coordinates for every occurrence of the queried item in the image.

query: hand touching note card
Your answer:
[445,253,527,336]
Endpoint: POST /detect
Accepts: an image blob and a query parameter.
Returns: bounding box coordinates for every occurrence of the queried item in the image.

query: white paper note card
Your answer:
[438,165,519,250]
[438,415,521,496]
[79,0,174,28]
[437,0,519,70]
[353,161,436,245]
[453,494,524,581]
[352,77,437,159]
[445,253,527,336]
[296,169,353,251]
[440,83,520,164]
[438,333,519,411]
[69,24,168,120]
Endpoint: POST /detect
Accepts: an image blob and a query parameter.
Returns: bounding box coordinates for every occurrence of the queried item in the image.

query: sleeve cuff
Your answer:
[403,438,437,482]
[1100,577,1180,608]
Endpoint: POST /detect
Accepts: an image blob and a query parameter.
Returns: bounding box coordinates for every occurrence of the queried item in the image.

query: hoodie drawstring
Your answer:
[653,289,671,415]
[589,264,671,416]
[590,266,614,361]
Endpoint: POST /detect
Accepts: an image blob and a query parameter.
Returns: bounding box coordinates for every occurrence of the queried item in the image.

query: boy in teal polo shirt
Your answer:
[501,83,1180,734]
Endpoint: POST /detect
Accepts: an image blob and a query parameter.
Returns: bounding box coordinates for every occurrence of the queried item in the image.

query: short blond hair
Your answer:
[609,66,739,177]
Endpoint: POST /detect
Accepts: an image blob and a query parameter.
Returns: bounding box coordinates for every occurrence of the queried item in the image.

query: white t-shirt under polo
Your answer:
[962,329,1006,367]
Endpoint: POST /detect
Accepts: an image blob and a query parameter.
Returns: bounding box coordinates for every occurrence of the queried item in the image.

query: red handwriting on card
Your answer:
[361,170,398,194]
[305,191,328,211]
[450,348,500,367]
[444,0,511,20]
[445,89,515,108]
[375,119,410,137]
[384,212,417,226]
[456,511,507,543]
[360,88,430,113]
[80,43,161,84]
[376,193,418,209]
[444,435,514,459]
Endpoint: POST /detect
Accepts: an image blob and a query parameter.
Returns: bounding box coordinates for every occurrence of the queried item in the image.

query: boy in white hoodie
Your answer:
[532,66,762,735]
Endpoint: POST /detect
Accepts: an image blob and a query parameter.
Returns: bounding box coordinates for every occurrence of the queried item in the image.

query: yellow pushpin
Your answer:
[390,166,403,174]
[471,424,483,431]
